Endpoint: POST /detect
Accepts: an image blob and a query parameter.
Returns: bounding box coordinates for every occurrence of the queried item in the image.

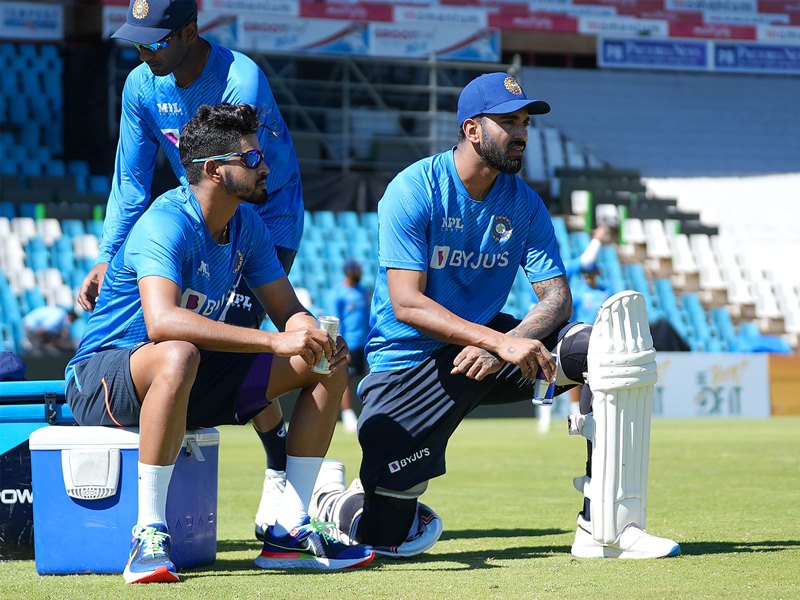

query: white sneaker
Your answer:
[571,516,681,559]
[254,468,286,541]
[341,409,358,434]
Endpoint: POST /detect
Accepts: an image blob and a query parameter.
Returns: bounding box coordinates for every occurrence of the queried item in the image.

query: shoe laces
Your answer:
[133,525,170,558]
[302,517,340,543]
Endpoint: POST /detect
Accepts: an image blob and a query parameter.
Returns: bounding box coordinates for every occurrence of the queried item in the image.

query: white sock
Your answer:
[272,455,323,536]
[137,462,174,527]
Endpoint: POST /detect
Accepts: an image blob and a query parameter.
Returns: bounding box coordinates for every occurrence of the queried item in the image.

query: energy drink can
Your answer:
[531,352,559,406]
[309,316,340,375]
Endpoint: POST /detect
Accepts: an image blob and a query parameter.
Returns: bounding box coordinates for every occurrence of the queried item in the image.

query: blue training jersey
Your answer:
[99,42,303,262]
[367,148,565,372]
[67,186,285,384]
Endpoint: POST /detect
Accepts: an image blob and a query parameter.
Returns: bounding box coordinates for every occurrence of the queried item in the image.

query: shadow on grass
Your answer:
[440,527,568,541]
[181,531,572,579]
[680,539,800,555]
[180,535,800,579]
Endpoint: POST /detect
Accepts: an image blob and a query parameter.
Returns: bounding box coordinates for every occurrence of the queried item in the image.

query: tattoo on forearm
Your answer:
[509,276,572,340]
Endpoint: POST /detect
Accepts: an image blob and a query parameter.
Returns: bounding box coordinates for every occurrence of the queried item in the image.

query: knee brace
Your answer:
[555,323,591,386]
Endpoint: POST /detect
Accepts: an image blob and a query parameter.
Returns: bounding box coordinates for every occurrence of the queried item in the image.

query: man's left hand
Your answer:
[451,346,503,381]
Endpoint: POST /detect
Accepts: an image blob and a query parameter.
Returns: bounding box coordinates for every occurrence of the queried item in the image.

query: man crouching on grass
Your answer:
[64,103,374,584]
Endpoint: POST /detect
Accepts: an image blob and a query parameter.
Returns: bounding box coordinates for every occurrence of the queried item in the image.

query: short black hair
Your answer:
[180,103,260,184]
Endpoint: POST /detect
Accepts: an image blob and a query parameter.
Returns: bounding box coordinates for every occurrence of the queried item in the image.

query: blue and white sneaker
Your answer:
[123,523,180,584]
[255,515,375,570]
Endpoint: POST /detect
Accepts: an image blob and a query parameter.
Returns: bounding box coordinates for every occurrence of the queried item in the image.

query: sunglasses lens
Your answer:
[245,151,262,168]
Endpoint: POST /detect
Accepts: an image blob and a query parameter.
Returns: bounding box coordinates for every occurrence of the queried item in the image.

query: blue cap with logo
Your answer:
[112,0,197,45]
[457,72,550,127]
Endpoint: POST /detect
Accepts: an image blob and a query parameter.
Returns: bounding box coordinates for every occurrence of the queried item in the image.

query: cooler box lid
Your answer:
[29,427,220,450]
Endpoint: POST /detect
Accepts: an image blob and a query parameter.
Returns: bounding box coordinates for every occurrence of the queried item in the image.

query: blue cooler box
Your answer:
[29,426,219,575]
[0,380,73,560]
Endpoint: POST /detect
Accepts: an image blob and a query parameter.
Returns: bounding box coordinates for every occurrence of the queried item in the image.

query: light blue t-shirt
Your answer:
[67,186,284,384]
[99,42,303,262]
[367,148,565,372]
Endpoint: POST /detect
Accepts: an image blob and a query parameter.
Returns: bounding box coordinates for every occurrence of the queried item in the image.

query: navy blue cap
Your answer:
[343,258,362,272]
[0,352,25,382]
[457,72,550,127]
[111,0,197,45]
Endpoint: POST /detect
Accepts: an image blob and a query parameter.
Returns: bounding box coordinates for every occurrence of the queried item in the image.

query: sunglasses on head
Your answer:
[191,149,264,169]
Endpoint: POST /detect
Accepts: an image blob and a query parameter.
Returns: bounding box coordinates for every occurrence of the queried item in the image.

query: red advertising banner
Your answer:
[488,11,580,32]
[300,2,393,22]
[669,21,757,37]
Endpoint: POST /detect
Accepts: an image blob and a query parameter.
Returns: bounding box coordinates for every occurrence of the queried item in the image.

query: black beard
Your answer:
[478,136,524,174]
[224,172,268,205]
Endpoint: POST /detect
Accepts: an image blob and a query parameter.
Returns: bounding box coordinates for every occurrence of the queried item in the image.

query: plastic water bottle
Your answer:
[531,352,558,406]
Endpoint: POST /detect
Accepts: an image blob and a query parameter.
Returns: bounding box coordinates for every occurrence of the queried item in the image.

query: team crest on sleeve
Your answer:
[491,215,513,242]
[233,251,243,273]
[132,0,149,19]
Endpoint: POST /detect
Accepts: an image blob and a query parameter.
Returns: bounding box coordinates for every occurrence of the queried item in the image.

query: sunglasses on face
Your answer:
[191,149,265,169]
[132,28,179,53]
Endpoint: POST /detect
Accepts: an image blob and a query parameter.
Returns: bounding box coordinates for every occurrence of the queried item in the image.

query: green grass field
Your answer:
[3,417,799,599]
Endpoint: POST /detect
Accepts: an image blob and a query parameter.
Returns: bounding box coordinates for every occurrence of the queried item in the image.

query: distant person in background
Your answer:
[549,225,612,423]
[76,0,305,541]
[327,258,372,433]
[22,305,78,356]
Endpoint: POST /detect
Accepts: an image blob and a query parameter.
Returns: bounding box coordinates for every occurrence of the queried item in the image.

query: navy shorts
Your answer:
[222,246,297,328]
[67,346,274,429]
[357,314,583,491]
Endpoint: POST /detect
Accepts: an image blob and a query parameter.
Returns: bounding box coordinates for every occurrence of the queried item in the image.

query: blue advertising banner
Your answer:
[714,42,800,74]
[599,38,711,71]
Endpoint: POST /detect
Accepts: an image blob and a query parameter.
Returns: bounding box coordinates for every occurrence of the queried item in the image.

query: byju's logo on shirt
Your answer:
[430,246,451,269]
[161,129,180,146]
[157,102,183,115]
[181,289,226,316]
[388,448,430,473]
[430,246,509,270]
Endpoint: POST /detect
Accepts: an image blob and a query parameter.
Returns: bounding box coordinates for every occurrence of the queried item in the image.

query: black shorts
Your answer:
[66,346,274,429]
[357,314,581,491]
[222,246,297,328]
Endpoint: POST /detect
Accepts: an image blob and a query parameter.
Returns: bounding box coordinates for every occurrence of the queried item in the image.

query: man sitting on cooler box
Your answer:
[65,103,374,584]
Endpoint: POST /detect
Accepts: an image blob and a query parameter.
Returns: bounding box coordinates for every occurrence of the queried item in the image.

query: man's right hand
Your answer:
[77,263,109,312]
[495,335,556,381]
[272,326,334,367]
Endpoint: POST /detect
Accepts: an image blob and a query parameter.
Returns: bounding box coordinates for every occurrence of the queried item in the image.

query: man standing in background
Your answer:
[327,258,372,433]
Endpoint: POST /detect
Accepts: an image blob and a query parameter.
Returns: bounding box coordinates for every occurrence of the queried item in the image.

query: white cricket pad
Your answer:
[585,290,658,546]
